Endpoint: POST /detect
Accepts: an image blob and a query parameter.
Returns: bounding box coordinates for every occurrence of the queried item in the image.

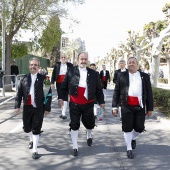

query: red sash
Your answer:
[56,75,65,84]
[70,87,94,104]
[127,96,139,106]
[102,76,107,81]
[26,95,32,105]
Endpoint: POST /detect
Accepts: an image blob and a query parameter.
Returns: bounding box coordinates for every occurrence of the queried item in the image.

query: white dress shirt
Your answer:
[128,71,143,108]
[59,63,67,75]
[30,73,37,107]
[78,67,88,99]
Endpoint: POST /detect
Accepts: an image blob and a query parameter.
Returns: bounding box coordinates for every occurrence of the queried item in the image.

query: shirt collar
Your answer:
[31,72,38,77]
[79,67,87,71]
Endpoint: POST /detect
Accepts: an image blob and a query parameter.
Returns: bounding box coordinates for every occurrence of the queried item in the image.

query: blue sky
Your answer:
[61,0,170,62]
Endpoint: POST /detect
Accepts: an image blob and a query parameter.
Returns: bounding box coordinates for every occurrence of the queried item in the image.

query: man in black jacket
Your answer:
[51,53,73,119]
[112,57,153,159]
[58,52,105,156]
[15,58,52,159]
[99,65,110,99]
[11,61,19,87]
[113,59,128,121]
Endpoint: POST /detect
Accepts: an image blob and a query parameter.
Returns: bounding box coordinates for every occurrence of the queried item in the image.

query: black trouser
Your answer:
[102,81,107,89]
[69,102,95,130]
[23,105,44,135]
[56,83,68,101]
[121,105,145,133]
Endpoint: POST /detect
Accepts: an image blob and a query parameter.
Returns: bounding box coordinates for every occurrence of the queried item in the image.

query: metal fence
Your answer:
[1,74,25,97]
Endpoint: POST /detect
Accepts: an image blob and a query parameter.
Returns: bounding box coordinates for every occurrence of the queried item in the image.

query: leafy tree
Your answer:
[0,0,84,89]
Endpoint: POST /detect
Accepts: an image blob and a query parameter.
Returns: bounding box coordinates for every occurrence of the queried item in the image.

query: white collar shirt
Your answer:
[30,73,38,107]
[59,63,67,75]
[78,67,88,99]
[128,71,143,108]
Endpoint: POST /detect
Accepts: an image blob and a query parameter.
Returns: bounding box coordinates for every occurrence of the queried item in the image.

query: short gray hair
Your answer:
[119,59,126,64]
[29,58,40,66]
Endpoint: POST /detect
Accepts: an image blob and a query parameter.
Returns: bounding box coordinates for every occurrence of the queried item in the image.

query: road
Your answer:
[0,86,170,170]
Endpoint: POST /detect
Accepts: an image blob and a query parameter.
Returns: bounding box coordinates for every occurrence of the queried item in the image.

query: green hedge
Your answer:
[152,87,170,116]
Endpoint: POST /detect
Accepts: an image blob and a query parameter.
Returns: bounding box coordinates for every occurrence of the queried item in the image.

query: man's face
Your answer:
[119,62,126,69]
[29,60,39,74]
[102,65,106,70]
[78,53,88,68]
[128,58,138,73]
[90,65,96,70]
[60,55,67,64]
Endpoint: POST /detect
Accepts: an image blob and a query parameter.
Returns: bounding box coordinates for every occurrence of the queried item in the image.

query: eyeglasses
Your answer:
[61,57,66,58]
[29,64,38,66]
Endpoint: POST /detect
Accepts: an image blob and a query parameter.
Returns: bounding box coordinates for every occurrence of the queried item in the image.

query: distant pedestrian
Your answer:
[112,57,153,159]
[90,63,99,119]
[11,61,19,87]
[113,59,128,122]
[15,58,52,159]
[99,65,110,99]
[51,53,73,119]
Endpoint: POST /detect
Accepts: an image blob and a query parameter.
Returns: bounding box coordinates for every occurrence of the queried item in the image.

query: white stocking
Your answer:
[28,132,33,142]
[132,130,140,140]
[70,130,78,150]
[86,129,92,139]
[124,132,132,151]
[32,134,39,153]
[94,104,98,116]
[118,107,122,118]
[62,101,67,116]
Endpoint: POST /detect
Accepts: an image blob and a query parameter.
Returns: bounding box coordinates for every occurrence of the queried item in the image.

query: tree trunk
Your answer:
[150,55,160,87]
[5,37,12,91]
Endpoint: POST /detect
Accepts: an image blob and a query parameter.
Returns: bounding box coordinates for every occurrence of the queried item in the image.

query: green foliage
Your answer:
[152,87,170,116]
[38,15,62,54]
[11,42,28,59]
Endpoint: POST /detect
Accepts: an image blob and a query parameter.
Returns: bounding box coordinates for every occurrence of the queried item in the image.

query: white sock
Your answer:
[118,107,121,118]
[62,101,67,116]
[94,104,98,116]
[124,132,132,151]
[70,130,78,150]
[132,130,140,140]
[32,134,39,153]
[86,129,92,139]
[28,132,33,142]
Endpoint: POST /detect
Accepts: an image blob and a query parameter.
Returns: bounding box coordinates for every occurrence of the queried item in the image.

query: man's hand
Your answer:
[100,104,105,109]
[112,109,118,117]
[44,111,50,116]
[58,99,64,108]
[146,111,152,117]
[15,108,20,114]
[51,84,55,90]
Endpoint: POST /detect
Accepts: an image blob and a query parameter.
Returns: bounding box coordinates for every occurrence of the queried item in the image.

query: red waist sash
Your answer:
[26,94,32,105]
[70,87,94,104]
[102,76,107,81]
[127,96,139,106]
[56,75,65,84]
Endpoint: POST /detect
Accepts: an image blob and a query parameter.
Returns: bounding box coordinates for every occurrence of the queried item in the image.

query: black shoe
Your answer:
[131,140,136,149]
[28,141,33,149]
[59,115,67,119]
[71,149,78,156]
[127,150,133,159]
[32,152,39,159]
[87,138,92,146]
